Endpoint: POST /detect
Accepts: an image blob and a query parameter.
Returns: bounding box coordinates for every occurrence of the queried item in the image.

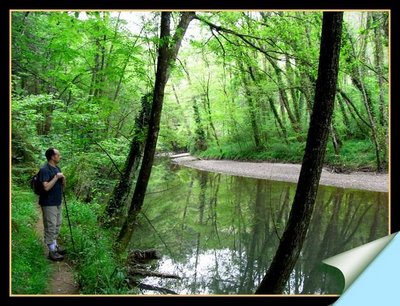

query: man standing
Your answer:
[38,148,66,261]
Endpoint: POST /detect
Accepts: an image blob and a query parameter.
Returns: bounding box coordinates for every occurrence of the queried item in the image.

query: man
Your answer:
[38,148,66,261]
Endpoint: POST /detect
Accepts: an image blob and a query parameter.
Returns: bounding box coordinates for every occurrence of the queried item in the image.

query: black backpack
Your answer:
[31,170,47,196]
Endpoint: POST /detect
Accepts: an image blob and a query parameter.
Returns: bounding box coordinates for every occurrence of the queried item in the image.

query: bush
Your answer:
[336,139,376,169]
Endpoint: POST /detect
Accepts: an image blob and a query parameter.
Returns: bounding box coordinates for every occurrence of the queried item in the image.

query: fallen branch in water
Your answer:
[127,267,181,279]
[126,248,182,294]
[130,279,178,294]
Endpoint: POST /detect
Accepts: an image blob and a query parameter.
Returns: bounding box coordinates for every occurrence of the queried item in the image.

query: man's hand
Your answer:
[56,172,65,179]
[58,173,66,189]
[43,172,66,191]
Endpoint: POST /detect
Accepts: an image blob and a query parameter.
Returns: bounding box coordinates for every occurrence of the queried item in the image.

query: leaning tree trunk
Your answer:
[116,12,195,253]
[101,93,152,227]
[268,97,288,142]
[255,12,343,294]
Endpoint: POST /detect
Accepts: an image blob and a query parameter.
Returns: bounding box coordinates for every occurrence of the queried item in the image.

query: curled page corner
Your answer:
[322,232,397,292]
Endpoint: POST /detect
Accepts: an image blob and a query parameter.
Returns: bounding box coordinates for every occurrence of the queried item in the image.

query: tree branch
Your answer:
[194,14,312,67]
[211,28,226,58]
[338,88,372,129]
[93,141,123,176]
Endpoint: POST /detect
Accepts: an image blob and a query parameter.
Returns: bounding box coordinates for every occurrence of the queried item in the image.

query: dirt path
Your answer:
[35,206,80,295]
[171,154,388,192]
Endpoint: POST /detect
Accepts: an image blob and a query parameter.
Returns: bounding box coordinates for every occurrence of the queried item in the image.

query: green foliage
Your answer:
[200,138,378,171]
[11,186,51,294]
[325,139,377,169]
[59,197,136,294]
[11,183,136,294]
[12,94,64,163]
[62,138,129,204]
[63,154,99,203]
[12,11,387,174]
[10,11,389,295]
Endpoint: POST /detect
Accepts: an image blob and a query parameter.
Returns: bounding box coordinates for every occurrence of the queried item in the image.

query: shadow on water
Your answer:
[130,159,388,295]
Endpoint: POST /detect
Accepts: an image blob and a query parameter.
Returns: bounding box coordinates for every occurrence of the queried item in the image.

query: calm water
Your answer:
[130,160,388,295]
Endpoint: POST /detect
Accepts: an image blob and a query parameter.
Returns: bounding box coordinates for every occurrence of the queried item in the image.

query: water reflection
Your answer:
[132,161,388,295]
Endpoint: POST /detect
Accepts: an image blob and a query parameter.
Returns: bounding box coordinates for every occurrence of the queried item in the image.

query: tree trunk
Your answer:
[193,97,208,151]
[285,55,301,124]
[255,12,343,294]
[243,61,269,146]
[267,57,303,141]
[172,84,192,137]
[344,25,382,171]
[336,93,353,137]
[94,34,106,100]
[106,12,121,70]
[116,12,195,253]
[101,93,152,227]
[88,38,101,101]
[372,12,388,169]
[350,73,382,171]
[330,121,342,157]
[202,74,223,153]
[240,68,262,149]
[338,89,371,131]
[268,97,288,143]
[43,104,54,135]
[371,13,387,127]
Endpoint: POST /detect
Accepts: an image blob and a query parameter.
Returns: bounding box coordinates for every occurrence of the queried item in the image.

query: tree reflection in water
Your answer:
[133,164,388,295]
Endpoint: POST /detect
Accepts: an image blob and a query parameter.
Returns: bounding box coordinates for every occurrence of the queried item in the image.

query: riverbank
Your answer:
[170,154,388,192]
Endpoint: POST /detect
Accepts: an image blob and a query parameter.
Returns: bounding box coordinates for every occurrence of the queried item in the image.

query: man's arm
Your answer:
[43,172,65,191]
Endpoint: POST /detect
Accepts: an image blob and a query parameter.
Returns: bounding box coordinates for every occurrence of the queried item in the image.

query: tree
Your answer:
[371,12,388,169]
[116,12,195,252]
[255,12,344,294]
[340,16,385,171]
[101,93,152,226]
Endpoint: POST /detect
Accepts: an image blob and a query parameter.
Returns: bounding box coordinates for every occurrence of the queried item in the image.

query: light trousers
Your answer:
[41,205,62,245]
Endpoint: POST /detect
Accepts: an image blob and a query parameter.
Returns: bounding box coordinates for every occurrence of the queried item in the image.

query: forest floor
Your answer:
[171,154,388,192]
[35,206,80,295]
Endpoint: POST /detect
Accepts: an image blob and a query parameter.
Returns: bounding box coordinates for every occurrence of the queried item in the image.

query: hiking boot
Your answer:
[56,245,67,255]
[48,250,64,261]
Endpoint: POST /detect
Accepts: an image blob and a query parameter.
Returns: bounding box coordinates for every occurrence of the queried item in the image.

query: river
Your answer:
[130,158,388,295]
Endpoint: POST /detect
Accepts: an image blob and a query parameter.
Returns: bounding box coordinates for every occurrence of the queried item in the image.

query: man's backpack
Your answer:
[31,171,46,196]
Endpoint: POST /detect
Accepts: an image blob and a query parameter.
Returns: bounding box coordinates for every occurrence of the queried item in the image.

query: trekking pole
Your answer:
[63,192,76,253]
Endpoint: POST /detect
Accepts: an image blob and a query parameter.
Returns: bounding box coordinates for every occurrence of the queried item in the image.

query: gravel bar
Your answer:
[171,156,389,192]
